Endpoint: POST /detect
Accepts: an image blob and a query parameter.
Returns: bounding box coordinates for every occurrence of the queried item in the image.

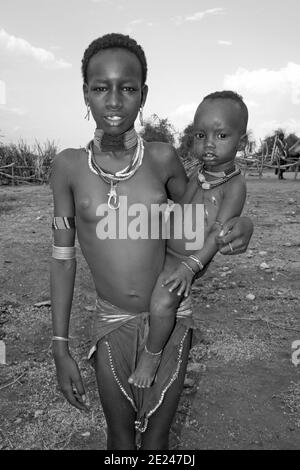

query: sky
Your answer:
[0,0,300,150]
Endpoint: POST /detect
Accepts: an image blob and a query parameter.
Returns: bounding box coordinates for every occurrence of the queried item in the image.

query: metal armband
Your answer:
[52,245,76,260]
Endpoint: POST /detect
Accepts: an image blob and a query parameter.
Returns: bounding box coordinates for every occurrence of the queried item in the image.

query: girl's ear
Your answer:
[238,133,248,151]
[141,84,148,107]
[83,83,88,105]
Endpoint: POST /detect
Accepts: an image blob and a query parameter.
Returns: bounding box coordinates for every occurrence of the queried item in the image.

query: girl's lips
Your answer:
[103,116,125,125]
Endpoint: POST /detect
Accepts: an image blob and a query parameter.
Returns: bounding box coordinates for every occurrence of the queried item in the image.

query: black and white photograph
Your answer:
[0,0,299,453]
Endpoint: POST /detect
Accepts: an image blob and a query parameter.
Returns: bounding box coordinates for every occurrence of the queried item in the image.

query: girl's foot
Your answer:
[128,347,162,388]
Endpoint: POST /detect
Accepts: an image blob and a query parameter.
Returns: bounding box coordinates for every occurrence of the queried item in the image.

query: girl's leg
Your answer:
[141,329,192,450]
[129,257,182,388]
[94,339,136,449]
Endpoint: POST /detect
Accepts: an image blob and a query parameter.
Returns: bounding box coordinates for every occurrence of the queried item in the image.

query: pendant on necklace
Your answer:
[107,181,120,210]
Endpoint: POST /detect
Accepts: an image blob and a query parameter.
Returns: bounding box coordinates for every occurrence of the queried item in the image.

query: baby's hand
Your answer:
[162,263,195,298]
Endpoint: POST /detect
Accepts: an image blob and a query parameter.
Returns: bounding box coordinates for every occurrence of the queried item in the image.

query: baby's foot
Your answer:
[128,347,162,388]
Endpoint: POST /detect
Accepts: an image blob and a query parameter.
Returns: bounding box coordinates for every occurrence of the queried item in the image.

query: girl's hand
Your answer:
[216,216,254,255]
[162,263,194,298]
[53,351,89,412]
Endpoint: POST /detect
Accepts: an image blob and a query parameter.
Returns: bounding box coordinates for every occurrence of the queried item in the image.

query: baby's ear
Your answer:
[238,133,248,151]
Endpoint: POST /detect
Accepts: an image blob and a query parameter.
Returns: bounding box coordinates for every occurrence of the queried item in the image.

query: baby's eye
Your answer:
[195,133,205,139]
[218,133,227,139]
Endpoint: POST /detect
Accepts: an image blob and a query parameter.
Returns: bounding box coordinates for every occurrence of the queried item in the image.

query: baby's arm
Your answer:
[164,175,247,297]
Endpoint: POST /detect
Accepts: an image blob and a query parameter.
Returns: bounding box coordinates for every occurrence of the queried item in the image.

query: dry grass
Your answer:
[0,357,106,450]
[0,194,17,214]
[280,381,300,429]
[208,331,272,363]
[190,327,272,364]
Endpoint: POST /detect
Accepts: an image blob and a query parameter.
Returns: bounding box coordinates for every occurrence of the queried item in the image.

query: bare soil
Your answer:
[0,170,299,450]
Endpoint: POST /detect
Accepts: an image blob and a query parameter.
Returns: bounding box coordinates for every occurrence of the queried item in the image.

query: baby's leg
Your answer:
[129,254,181,388]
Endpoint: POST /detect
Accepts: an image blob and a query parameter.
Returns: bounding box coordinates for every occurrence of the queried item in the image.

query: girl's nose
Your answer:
[107,90,122,109]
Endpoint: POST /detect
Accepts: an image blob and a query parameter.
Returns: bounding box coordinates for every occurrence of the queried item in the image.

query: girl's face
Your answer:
[193,99,246,171]
[83,48,147,135]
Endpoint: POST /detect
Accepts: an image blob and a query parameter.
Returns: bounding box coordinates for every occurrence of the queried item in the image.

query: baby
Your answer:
[129,90,248,388]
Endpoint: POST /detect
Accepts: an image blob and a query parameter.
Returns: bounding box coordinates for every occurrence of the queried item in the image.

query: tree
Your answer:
[286,132,300,152]
[177,122,194,161]
[260,129,300,155]
[140,114,175,145]
[259,128,286,155]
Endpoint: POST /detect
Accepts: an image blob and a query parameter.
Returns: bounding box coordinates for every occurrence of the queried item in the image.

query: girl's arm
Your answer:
[50,151,88,411]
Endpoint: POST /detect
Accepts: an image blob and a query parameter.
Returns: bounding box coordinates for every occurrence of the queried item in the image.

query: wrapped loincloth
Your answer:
[87,295,197,435]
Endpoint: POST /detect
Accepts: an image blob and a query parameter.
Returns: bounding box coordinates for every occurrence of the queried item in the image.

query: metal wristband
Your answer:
[181,261,197,275]
[52,245,76,260]
[188,255,204,271]
[52,336,69,342]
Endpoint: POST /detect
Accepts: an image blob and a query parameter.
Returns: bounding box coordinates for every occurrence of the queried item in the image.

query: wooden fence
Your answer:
[236,136,300,179]
[0,163,50,185]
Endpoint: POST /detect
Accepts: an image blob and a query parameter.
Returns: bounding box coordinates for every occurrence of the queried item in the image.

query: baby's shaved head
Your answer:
[197,90,248,134]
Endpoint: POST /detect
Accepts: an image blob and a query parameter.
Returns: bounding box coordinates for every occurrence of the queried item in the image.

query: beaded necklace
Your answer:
[86,134,144,210]
[197,165,241,189]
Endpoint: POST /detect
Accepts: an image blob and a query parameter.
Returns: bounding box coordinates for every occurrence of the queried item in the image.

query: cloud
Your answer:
[173,7,224,25]
[0,29,71,69]
[125,19,155,35]
[217,40,232,46]
[128,19,144,26]
[168,102,198,132]
[260,118,300,137]
[170,102,198,118]
[0,104,27,115]
[223,63,300,104]
[245,99,259,108]
[0,80,6,105]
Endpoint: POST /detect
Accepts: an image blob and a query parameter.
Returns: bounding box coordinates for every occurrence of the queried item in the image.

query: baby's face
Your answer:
[193,98,245,171]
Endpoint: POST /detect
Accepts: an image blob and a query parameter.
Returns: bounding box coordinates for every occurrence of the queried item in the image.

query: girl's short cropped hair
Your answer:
[203,90,248,131]
[81,33,148,85]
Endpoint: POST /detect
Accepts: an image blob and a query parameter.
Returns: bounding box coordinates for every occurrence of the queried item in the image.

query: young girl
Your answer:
[50,34,253,450]
[129,91,248,388]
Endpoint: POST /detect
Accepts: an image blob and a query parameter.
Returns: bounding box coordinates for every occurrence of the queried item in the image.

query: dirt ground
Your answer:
[0,170,299,450]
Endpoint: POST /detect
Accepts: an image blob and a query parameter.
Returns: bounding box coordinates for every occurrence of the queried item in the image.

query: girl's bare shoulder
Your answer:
[144,140,178,164]
[52,147,88,171]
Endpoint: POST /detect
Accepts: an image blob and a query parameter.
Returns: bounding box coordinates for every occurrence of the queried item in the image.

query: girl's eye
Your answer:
[123,87,135,92]
[218,133,227,139]
[195,133,205,139]
[94,87,107,92]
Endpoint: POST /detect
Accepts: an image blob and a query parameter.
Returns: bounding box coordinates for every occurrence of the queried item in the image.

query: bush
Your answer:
[0,140,58,185]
